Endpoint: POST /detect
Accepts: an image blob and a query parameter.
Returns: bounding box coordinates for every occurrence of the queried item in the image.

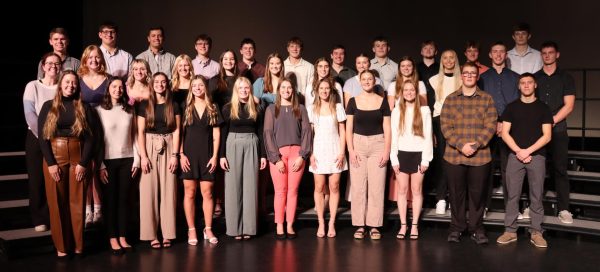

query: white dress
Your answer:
[307,103,348,174]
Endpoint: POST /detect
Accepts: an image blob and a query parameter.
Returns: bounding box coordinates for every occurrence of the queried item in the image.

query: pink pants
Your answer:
[270,145,305,224]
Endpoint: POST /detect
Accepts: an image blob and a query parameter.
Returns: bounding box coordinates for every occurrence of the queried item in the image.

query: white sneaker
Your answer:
[493,186,503,195]
[517,213,524,220]
[522,208,531,219]
[436,200,447,215]
[483,208,488,219]
[34,225,47,232]
[85,212,94,227]
[558,210,574,224]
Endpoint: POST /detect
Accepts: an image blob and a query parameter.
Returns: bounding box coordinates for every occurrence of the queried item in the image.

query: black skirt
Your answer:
[397,151,422,174]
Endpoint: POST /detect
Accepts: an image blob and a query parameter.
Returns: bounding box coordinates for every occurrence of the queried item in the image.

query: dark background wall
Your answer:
[3,0,600,151]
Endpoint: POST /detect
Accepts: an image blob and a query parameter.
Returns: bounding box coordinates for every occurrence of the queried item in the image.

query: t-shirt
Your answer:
[345,97,391,136]
[502,99,553,156]
[137,100,181,134]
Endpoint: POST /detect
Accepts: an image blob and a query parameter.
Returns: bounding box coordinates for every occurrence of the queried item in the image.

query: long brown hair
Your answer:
[263,52,284,93]
[145,72,176,130]
[229,77,258,120]
[274,76,301,119]
[216,50,238,92]
[397,80,423,137]
[184,75,219,126]
[42,70,89,139]
[100,77,132,113]
[312,78,339,125]
[311,57,333,95]
[394,56,420,100]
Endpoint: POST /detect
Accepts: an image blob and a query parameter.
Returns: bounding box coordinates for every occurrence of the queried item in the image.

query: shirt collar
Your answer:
[371,57,390,66]
[100,45,119,56]
[457,86,483,97]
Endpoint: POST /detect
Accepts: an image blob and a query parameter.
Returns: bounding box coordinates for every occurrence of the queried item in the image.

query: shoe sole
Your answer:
[496,237,517,244]
[530,239,548,248]
[559,218,573,224]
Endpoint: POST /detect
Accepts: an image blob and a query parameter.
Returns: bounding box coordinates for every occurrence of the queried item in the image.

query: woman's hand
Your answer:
[168,156,178,174]
[378,155,388,168]
[335,153,345,170]
[131,167,139,178]
[180,154,191,173]
[99,168,109,184]
[310,155,318,170]
[141,157,151,174]
[260,158,267,170]
[275,160,285,174]
[419,164,429,174]
[291,157,304,172]
[349,151,360,168]
[220,158,229,171]
[75,165,86,182]
[207,156,217,173]
[48,165,61,182]
[392,165,400,176]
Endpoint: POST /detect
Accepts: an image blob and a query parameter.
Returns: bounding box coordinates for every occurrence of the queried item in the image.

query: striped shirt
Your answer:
[440,87,497,166]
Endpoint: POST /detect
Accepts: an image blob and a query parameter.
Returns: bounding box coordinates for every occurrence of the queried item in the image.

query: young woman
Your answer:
[346,70,391,240]
[78,45,110,226]
[387,56,428,110]
[390,80,433,240]
[96,77,139,254]
[264,77,312,239]
[307,78,347,238]
[126,59,152,104]
[305,58,343,108]
[137,72,181,249]
[253,53,285,107]
[220,77,267,240]
[428,50,462,215]
[38,70,94,258]
[23,52,61,232]
[343,54,383,107]
[180,75,223,245]
[171,54,194,107]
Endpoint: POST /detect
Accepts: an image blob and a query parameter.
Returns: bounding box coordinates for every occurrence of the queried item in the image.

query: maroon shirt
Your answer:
[237,61,265,83]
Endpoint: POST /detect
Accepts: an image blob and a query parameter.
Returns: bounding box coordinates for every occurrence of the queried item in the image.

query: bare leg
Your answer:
[200,181,215,238]
[327,173,341,237]
[183,180,198,241]
[314,174,326,237]
[396,172,410,236]
[410,172,425,237]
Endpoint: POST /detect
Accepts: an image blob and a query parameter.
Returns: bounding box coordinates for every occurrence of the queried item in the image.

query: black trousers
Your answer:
[445,161,491,234]
[103,158,134,238]
[25,130,49,226]
[548,130,570,211]
[432,116,447,201]
[486,135,509,208]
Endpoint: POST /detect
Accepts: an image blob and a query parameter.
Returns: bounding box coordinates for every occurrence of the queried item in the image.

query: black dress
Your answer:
[180,104,224,180]
[173,88,189,111]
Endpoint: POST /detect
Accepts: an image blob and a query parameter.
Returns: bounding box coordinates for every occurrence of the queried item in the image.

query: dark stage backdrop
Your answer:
[2,0,599,151]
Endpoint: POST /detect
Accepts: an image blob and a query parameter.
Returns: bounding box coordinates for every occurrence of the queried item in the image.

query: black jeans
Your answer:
[548,130,570,211]
[25,130,49,226]
[103,158,134,238]
[445,162,491,234]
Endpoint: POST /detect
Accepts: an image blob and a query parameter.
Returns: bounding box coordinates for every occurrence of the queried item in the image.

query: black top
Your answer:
[220,102,266,158]
[330,66,357,86]
[137,100,181,134]
[209,76,237,109]
[534,68,575,132]
[419,61,440,111]
[346,97,391,136]
[172,88,189,111]
[38,97,94,166]
[502,99,554,156]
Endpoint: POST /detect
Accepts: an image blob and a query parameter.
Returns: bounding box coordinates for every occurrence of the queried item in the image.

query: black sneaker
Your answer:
[471,232,489,245]
[447,232,461,243]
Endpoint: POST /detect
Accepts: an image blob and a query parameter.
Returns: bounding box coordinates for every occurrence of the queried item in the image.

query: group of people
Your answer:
[23,22,575,258]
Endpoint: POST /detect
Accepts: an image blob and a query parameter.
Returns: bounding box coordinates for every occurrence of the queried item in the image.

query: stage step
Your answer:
[0,174,27,182]
[568,150,600,161]
[545,191,600,208]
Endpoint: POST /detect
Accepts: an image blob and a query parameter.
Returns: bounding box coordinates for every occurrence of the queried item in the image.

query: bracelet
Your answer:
[171,153,180,158]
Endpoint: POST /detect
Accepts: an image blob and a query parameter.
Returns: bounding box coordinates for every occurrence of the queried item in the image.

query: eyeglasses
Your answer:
[461,71,478,77]
[45,62,61,67]
[101,30,116,35]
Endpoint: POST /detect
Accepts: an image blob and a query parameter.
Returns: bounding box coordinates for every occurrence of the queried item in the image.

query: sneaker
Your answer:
[496,232,517,244]
[447,231,461,243]
[85,212,93,227]
[517,213,524,220]
[483,208,488,219]
[436,200,447,215]
[493,186,503,195]
[558,210,573,224]
[34,225,48,232]
[93,210,103,224]
[471,232,489,245]
[522,207,531,219]
[530,231,548,248]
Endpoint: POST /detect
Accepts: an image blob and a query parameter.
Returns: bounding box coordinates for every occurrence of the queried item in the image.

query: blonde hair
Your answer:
[397,80,423,137]
[229,77,258,120]
[126,59,152,89]
[77,45,108,77]
[43,70,89,139]
[434,50,462,102]
[171,54,194,90]
[184,75,219,126]
[312,78,339,125]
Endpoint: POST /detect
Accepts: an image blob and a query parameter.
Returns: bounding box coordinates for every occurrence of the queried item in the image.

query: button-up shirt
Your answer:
[193,57,220,79]
[136,47,176,79]
[37,56,80,79]
[284,57,314,95]
[507,46,543,74]
[478,67,520,119]
[441,87,497,166]
[370,57,398,89]
[534,68,576,132]
[100,45,133,79]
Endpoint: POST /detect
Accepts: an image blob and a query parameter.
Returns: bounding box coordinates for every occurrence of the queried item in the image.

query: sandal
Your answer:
[243,235,251,240]
[369,228,382,240]
[410,224,419,240]
[203,227,219,244]
[235,235,243,241]
[188,228,198,246]
[354,227,365,240]
[397,224,407,240]
[150,240,161,249]
[162,239,172,248]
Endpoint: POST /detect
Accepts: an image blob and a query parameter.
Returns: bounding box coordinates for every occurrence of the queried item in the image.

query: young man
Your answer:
[192,34,219,79]
[441,62,497,245]
[98,22,133,79]
[37,27,80,79]
[464,41,489,75]
[534,41,576,224]
[284,37,314,95]
[238,38,265,83]
[330,45,356,85]
[417,40,440,111]
[497,73,553,248]
[370,36,398,89]
[136,27,176,78]
[507,23,543,74]
[478,41,520,215]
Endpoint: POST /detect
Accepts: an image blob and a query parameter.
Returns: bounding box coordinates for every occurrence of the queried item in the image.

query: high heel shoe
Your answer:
[188,228,198,246]
[397,223,407,240]
[203,227,218,244]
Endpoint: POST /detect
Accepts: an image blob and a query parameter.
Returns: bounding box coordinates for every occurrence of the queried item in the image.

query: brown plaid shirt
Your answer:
[441,87,497,166]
